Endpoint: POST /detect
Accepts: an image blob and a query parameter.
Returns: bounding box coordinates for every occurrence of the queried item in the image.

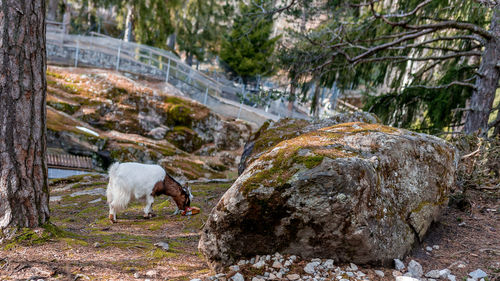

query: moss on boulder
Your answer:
[199,121,458,271]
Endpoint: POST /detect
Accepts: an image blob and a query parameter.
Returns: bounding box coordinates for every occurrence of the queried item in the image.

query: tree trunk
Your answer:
[167,33,176,50]
[123,4,134,42]
[62,1,71,34]
[47,0,59,21]
[311,81,321,118]
[0,0,50,239]
[464,7,500,136]
[186,53,193,66]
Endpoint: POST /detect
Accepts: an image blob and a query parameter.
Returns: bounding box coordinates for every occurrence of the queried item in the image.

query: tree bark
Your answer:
[0,0,50,239]
[167,33,176,50]
[464,7,500,136]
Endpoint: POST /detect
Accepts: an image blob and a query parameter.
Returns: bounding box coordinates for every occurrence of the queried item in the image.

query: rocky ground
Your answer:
[0,67,498,281]
[0,175,497,280]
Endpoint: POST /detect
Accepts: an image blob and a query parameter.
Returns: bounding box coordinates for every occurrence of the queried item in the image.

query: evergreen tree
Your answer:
[176,0,232,66]
[220,0,280,83]
[279,0,500,136]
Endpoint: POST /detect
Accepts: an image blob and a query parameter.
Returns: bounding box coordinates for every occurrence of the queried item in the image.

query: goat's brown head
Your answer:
[152,174,192,211]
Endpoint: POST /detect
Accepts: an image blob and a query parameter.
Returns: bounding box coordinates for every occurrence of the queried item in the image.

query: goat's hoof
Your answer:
[143,213,156,219]
[109,214,116,223]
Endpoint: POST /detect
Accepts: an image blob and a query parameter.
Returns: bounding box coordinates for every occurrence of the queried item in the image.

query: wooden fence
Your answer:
[47,154,93,170]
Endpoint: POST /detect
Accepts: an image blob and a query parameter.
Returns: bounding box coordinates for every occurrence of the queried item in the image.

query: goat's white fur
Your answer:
[106,162,166,221]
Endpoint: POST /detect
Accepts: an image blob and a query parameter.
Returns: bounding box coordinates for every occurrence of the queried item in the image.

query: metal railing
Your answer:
[46,30,287,125]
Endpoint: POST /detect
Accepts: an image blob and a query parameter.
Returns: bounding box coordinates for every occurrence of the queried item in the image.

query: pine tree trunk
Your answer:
[464,7,500,136]
[0,0,50,239]
[123,4,134,42]
[167,33,176,50]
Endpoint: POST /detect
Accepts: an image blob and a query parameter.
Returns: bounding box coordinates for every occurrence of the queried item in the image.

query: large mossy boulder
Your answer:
[238,112,380,175]
[199,122,458,271]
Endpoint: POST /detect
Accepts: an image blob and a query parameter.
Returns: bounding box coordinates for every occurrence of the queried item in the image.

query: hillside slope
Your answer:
[46,66,253,180]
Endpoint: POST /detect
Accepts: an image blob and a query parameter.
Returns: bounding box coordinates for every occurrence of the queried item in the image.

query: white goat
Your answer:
[106,162,192,223]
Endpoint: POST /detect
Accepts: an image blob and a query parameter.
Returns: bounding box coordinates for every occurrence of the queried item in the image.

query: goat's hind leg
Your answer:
[143,195,156,219]
[109,204,117,223]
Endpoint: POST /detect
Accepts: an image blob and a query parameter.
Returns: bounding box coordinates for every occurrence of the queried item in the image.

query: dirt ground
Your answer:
[0,175,498,281]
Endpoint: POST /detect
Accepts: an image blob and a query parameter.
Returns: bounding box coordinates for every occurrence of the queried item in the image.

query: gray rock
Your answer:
[133,273,141,279]
[272,261,283,269]
[145,270,157,277]
[469,269,488,279]
[426,246,433,252]
[349,263,358,271]
[323,259,334,269]
[215,273,226,278]
[268,273,277,280]
[425,270,441,278]
[154,242,169,251]
[229,265,240,272]
[304,262,320,274]
[433,245,440,250]
[447,274,457,281]
[230,273,244,281]
[252,260,266,269]
[439,269,451,278]
[374,270,385,277]
[251,278,264,281]
[395,277,419,281]
[199,123,457,270]
[407,260,423,278]
[394,259,405,271]
[286,274,300,280]
[189,279,202,281]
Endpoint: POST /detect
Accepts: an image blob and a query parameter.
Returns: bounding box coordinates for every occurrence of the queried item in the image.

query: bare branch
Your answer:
[405,80,476,90]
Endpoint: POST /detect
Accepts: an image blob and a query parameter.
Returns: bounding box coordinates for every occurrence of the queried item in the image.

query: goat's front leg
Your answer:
[143,195,156,219]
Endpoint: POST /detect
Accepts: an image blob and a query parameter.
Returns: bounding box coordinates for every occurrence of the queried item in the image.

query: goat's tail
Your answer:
[106,162,128,212]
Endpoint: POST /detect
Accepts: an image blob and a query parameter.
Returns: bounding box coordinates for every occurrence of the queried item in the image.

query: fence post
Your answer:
[74,36,80,67]
[203,88,209,105]
[237,84,246,120]
[116,40,122,71]
[165,58,171,83]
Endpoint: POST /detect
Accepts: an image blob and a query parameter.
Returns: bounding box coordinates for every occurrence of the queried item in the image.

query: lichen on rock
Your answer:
[199,121,458,271]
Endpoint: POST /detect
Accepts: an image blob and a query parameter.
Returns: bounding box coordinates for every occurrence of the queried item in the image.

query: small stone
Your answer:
[311,258,322,263]
[289,255,297,261]
[426,246,433,252]
[304,262,320,274]
[154,242,169,251]
[439,269,451,278]
[284,260,292,267]
[274,252,283,259]
[433,245,440,250]
[346,272,354,277]
[447,274,456,281]
[144,279,151,281]
[253,260,266,269]
[355,271,365,277]
[276,272,283,279]
[349,263,358,271]
[272,261,283,269]
[145,270,157,277]
[467,279,476,281]
[215,273,226,278]
[252,278,264,281]
[230,273,244,281]
[458,263,466,268]
[394,259,405,271]
[395,277,419,281]
[229,265,240,272]
[133,273,141,279]
[287,274,300,280]
[374,270,385,277]
[250,258,255,264]
[323,259,334,269]
[266,255,271,261]
[190,279,202,281]
[469,269,488,279]
[264,272,270,277]
[268,273,277,280]
[407,260,423,278]
[93,242,101,248]
[393,270,403,277]
[238,260,246,265]
[425,270,441,278]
